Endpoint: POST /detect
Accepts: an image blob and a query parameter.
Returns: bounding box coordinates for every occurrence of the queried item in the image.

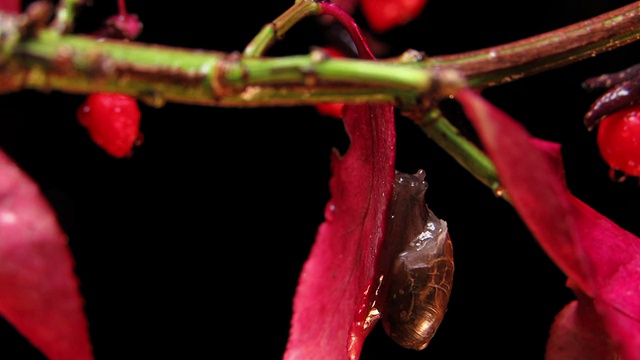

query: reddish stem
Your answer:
[319,2,375,60]
[118,0,127,16]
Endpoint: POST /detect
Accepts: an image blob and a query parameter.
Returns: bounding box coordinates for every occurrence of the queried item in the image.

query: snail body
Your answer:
[378,170,454,350]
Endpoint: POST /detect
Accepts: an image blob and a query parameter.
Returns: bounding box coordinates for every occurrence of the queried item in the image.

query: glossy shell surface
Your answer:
[378,170,454,350]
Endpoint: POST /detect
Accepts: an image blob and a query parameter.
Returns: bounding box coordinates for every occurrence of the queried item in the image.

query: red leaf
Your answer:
[455,88,587,289]
[0,150,92,359]
[361,0,428,33]
[570,198,640,359]
[0,0,20,13]
[546,282,617,360]
[284,103,396,360]
[456,88,640,359]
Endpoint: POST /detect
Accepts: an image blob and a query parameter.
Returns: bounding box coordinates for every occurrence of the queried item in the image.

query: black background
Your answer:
[2,0,639,359]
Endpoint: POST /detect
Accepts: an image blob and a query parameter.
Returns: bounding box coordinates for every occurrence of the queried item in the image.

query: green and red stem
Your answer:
[2,1,640,195]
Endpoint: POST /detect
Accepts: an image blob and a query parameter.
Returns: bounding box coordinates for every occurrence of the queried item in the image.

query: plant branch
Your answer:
[425,1,640,88]
[0,29,463,107]
[0,2,638,107]
[0,1,637,205]
[410,2,640,197]
[416,108,507,200]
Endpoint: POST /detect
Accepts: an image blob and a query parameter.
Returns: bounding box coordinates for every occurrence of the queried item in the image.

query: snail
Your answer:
[377,170,454,350]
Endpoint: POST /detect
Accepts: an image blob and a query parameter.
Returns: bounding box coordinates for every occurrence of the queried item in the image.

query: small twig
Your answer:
[50,0,85,34]
[243,0,321,57]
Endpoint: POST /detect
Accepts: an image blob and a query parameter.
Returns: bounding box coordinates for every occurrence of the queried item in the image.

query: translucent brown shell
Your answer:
[378,170,454,350]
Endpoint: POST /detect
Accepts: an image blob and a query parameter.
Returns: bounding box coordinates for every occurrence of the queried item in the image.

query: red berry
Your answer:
[597,104,640,177]
[361,0,427,33]
[316,103,345,118]
[77,93,141,158]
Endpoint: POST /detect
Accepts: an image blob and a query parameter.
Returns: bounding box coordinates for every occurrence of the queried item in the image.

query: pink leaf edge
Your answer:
[284,103,396,360]
[0,149,92,360]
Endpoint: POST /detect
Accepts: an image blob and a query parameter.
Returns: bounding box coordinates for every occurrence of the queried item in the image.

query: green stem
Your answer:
[243,0,321,57]
[1,2,638,106]
[418,109,507,200]
[3,31,462,106]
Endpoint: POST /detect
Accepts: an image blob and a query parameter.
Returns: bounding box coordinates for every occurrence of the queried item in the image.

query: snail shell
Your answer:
[378,170,454,350]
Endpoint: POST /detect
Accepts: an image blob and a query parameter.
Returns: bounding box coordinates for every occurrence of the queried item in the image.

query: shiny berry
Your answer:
[316,103,345,118]
[77,93,141,158]
[361,0,427,33]
[597,104,640,177]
